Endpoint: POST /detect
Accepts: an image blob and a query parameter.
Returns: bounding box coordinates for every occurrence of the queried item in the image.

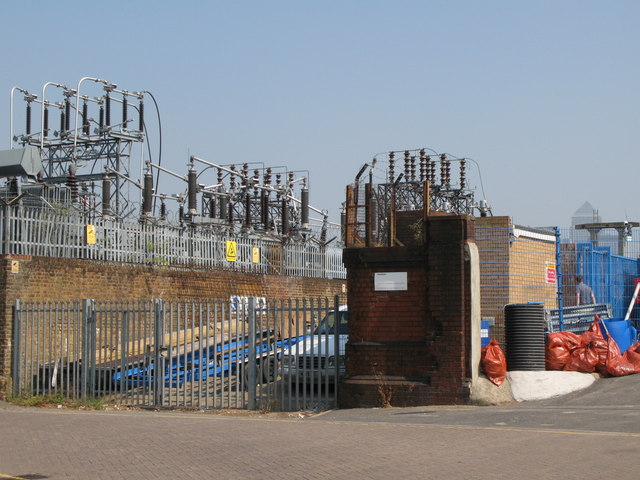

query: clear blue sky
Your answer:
[1,1,638,228]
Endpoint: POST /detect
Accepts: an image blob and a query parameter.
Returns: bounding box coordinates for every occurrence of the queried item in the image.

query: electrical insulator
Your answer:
[445,160,451,188]
[242,163,249,185]
[138,100,144,132]
[459,159,466,189]
[59,110,65,137]
[228,199,234,223]
[281,198,289,235]
[122,95,128,129]
[209,197,216,219]
[81,183,89,206]
[220,196,228,221]
[388,152,395,183]
[410,156,416,181]
[160,201,167,220]
[102,174,112,216]
[230,165,236,189]
[261,190,269,226]
[26,103,32,135]
[67,165,78,203]
[419,150,426,182]
[143,171,154,216]
[99,106,104,130]
[217,168,223,185]
[82,102,89,136]
[188,166,197,215]
[65,99,71,131]
[245,194,251,227]
[404,151,410,179]
[43,107,49,138]
[105,94,111,126]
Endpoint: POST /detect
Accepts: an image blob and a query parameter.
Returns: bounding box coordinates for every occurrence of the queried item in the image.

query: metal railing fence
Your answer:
[0,205,346,279]
[12,296,344,412]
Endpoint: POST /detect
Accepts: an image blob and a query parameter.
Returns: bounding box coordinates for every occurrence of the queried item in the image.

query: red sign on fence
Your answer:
[545,262,557,284]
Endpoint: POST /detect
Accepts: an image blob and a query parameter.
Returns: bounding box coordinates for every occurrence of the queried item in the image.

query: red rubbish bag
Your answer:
[598,337,633,377]
[545,331,581,370]
[622,344,640,374]
[605,342,640,377]
[481,339,507,386]
[563,335,601,373]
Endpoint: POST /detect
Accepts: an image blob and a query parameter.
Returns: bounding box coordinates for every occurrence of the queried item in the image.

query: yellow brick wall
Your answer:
[475,217,558,343]
[508,236,557,309]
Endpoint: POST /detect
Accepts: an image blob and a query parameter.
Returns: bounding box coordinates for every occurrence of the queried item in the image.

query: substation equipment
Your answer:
[344,148,491,247]
[2,77,332,244]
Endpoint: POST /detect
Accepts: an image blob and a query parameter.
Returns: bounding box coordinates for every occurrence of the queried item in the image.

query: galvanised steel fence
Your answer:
[12,296,345,412]
[0,206,345,279]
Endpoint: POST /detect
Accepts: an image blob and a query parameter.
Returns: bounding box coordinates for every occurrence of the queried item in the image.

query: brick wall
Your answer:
[340,215,474,407]
[509,236,557,308]
[475,216,557,343]
[0,255,345,392]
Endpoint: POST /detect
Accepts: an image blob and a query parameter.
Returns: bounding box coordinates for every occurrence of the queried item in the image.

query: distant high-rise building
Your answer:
[571,201,601,227]
[571,201,601,244]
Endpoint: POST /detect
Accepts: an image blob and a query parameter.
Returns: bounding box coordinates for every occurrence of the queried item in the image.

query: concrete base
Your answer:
[508,371,598,402]
[470,370,598,405]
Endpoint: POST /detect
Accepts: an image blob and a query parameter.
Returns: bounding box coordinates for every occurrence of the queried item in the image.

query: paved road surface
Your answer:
[2,374,640,480]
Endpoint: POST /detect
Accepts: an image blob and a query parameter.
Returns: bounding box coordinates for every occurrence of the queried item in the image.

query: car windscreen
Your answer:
[314,311,348,335]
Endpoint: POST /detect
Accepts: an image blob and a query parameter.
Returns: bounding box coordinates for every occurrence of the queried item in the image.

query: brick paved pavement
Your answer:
[1,400,640,480]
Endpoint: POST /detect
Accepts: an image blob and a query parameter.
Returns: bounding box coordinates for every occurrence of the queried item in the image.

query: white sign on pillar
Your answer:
[374,272,408,291]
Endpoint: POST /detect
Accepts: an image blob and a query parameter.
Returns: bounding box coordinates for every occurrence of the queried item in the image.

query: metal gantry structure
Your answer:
[8,77,145,218]
[3,77,335,245]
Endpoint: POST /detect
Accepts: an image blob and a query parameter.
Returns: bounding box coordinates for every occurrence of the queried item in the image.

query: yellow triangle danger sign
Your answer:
[226,240,237,262]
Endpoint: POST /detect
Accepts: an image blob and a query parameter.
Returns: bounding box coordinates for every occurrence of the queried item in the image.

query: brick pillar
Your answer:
[340,215,475,407]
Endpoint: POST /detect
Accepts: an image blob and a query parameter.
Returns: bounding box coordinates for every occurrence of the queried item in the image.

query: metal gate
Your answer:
[12,296,344,412]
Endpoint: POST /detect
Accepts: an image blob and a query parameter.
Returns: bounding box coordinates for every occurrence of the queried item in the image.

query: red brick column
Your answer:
[340,216,475,407]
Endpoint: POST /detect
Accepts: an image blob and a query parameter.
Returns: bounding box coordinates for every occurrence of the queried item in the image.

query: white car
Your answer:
[280,306,348,385]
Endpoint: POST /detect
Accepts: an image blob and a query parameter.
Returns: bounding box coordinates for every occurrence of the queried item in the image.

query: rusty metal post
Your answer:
[345,184,356,247]
[389,193,396,247]
[423,179,430,219]
[422,179,430,244]
[365,183,373,247]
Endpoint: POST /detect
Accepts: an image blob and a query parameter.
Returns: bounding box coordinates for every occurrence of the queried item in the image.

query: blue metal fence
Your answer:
[575,242,640,320]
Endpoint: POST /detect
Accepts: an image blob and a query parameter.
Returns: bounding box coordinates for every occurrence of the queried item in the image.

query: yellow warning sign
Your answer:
[11,261,19,273]
[86,224,96,245]
[226,240,237,262]
[252,247,260,264]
